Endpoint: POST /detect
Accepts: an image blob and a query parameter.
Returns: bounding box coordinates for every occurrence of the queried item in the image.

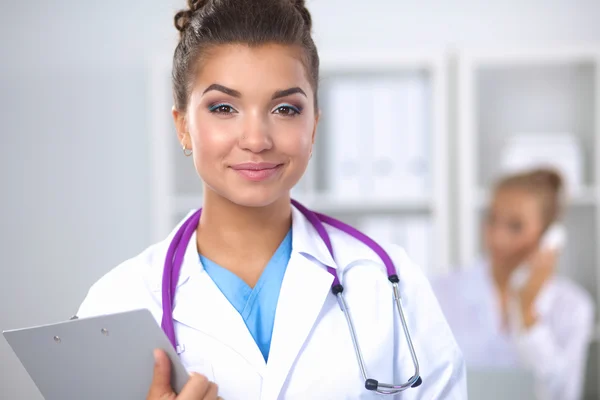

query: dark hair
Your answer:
[495,168,564,228]
[172,0,319,112]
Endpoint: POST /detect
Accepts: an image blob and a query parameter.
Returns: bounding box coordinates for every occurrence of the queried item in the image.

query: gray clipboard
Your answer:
[3,309,189,400]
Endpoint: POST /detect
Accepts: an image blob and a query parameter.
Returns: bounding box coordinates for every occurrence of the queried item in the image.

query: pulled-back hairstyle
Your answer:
[172,0,319,112]
[494,168,564,229]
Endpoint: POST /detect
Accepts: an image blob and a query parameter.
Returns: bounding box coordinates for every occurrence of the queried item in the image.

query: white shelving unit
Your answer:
[456,46,600,399]
[148,49,450,277]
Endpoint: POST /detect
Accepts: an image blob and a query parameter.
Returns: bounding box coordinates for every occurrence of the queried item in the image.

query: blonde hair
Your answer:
[494,168,564,229]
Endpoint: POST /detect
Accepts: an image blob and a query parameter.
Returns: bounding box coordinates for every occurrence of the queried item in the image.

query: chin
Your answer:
[223,188,290,209]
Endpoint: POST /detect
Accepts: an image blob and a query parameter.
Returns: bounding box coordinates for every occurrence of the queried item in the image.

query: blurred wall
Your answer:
[1,0,599,397]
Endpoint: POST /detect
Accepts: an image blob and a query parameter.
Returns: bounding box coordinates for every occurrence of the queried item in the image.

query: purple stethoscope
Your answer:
[160,199,422,394]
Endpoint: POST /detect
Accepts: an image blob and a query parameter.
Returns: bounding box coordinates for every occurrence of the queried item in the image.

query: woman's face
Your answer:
[484,188,546,270]
[173,44,318,208]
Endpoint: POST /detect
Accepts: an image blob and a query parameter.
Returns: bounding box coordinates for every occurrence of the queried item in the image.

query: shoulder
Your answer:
[76,241,163,318]
[547,276,595,320]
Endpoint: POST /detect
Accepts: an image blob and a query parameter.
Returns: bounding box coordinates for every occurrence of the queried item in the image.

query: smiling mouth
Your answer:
[230,163,283,181]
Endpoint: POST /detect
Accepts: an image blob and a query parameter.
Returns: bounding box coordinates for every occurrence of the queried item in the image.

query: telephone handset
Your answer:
[510,223,566,290]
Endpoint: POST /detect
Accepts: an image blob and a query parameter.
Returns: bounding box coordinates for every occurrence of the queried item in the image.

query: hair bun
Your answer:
[530,168,564,195]
[291,0,313,31]
[174,0,209,35]
[188,0,207,11]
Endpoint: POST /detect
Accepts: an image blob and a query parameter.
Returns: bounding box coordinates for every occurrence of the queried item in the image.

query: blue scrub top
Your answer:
[200,229,293,362]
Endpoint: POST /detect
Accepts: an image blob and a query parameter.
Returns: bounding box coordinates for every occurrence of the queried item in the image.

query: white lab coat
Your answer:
[431,259,595,400]
[77,205,466,399]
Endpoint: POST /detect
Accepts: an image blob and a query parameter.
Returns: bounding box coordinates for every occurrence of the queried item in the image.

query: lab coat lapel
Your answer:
[151,224,266,374]
[259,205,338,400]
[172,272,267,373]
[261,251,334,400]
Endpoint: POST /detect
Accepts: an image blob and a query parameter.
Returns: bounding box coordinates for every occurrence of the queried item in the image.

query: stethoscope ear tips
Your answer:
[411,376,423,387]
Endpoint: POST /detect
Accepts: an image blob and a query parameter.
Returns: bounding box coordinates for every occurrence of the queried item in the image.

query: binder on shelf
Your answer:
[325,74,431,201]
[325,79,370,197]
[401,76,430,198]
[369,75,431,200]
[371,79,405,199]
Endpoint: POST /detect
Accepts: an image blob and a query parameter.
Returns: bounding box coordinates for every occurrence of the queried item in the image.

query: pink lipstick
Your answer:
[230,162,283,182]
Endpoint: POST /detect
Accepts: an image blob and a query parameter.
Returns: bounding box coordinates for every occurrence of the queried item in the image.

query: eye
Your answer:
[508,220,523,234]
[273,103,301,116]
[208,103,237,114]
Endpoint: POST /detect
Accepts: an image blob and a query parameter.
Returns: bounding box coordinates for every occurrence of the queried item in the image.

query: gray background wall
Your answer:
[2,0,600,397]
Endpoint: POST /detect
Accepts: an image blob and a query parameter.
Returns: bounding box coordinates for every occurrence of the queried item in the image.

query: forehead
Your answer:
[195,44,312,93]
[492,188,540,219]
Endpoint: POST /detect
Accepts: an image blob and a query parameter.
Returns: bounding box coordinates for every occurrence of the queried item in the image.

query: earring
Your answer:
[182,144,192,157]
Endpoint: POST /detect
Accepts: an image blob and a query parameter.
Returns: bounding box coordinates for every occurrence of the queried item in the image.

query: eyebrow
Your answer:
[272,87,307,100]
[202,84,307,100]
[202,84,241,97]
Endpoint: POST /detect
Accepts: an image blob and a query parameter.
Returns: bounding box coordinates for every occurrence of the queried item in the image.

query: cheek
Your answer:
[486,227,523,256]
[502,233,536,261]
[274,120,313,154]
[519,231,541,251]
[192,119,235,159]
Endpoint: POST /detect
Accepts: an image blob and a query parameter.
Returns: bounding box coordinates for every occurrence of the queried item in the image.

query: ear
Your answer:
[172,106,190,148]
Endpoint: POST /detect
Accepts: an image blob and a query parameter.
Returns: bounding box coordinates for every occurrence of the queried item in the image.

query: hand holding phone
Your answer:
[510,223,566,290]
[508,224,565,329]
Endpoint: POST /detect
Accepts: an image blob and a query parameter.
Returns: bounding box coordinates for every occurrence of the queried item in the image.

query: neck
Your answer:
[196,191,293,264]
[490,258,518,292]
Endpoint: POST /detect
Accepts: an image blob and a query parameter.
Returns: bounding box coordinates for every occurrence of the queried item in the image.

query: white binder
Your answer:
[326,79,370,198]
[370,78,407,198]
[401,76,430,197]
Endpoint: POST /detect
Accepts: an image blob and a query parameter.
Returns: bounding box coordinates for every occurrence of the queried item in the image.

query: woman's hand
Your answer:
[147,349,221,400]
[517,248,557,328]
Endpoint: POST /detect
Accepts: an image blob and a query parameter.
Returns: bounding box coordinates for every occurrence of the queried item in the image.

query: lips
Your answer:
[230,162,283,181]
[231,162,281,170]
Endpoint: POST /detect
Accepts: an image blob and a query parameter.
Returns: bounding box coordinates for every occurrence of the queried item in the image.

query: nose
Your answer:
[489,227,514,257]
[239,112,273,153]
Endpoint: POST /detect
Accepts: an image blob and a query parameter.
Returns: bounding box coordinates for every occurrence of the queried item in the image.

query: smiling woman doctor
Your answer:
[76,0,466,399]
